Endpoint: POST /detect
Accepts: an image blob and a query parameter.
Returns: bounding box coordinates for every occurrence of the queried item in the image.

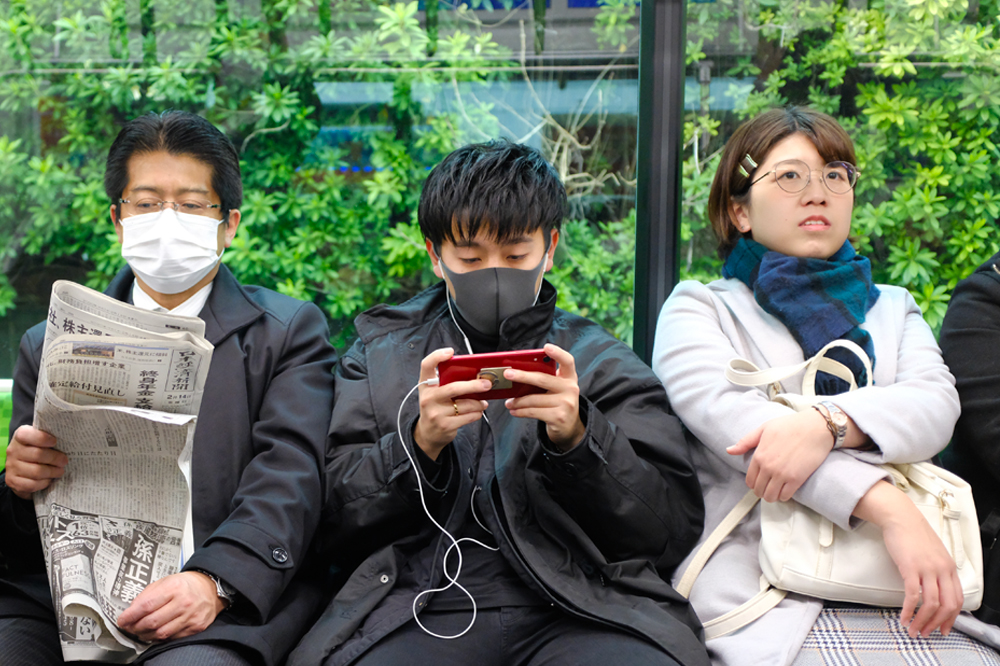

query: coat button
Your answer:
[272,547,289,563]
[380,574,390,584]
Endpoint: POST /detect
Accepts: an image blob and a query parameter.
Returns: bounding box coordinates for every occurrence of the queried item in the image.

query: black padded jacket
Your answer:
[288,281,708,666]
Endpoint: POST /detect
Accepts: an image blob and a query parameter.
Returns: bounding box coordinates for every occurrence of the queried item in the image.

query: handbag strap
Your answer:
[725,339,873,398]
[677,491,760,597]
[702,576,787,640]
[676,491,787,639]
[728,357,858,400]
[894,462,952,496]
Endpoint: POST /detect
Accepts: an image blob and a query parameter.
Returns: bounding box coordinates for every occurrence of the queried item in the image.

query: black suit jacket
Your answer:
[0,265,336,665]
[940,250,1000,515]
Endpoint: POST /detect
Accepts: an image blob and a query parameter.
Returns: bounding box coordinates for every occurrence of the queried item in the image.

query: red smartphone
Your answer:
[438,349,556,401]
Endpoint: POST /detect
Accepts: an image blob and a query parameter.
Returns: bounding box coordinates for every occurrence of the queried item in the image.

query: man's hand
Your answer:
[413,348,490,461]
[727,409,834,502]
[117,571,225,642]
[4,426,66,500]
[504,343,585,452]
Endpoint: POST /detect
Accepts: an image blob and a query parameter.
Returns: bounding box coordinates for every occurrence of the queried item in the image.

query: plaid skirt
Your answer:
[792,607,1000,665]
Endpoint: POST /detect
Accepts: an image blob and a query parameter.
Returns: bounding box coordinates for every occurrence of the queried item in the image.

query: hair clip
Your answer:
[738,154,758,178]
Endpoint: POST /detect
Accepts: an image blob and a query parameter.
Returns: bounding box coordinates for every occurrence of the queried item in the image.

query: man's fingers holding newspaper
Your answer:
[4,425,66,500]
[117,571,225,641]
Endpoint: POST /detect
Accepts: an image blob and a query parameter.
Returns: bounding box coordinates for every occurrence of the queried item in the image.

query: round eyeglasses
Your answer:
[118,198,223,218]
[749,160,860,194]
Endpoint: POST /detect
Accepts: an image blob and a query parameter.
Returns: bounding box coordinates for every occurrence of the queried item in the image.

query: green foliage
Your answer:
[0,384,10,465]
[0,136,29,316]
[550,211,637,344]
[0,0,639,348]
[682,0,1000,332]
[593,0,638,52]
[10,0,992,351]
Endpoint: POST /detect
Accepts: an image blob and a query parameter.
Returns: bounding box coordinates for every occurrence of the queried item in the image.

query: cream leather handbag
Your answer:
[676,340,983,639]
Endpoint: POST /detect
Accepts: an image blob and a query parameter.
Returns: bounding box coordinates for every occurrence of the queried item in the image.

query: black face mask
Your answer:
[438,252,547,336]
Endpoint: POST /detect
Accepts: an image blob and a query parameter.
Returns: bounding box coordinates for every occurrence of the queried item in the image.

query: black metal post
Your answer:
[632,0,686,365]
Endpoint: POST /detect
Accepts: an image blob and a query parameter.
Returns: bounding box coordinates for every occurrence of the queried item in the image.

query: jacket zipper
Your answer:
[487,478,626,632]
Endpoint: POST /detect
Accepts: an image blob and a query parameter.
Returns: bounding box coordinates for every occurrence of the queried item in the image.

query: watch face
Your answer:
[831,412,849,428]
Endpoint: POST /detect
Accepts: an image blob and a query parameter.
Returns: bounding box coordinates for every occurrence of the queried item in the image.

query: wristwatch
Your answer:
[813,401,848,450]
[192,569,238,609]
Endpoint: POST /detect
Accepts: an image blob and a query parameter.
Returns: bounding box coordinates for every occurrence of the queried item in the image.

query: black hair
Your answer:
[418,139,567,248]
[104,110,242,218]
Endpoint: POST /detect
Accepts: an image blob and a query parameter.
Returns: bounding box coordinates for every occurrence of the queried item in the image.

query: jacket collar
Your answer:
[355,280,558,350]
[497,280,557,349]
[105,264,265,346]
[978,250,1000,282]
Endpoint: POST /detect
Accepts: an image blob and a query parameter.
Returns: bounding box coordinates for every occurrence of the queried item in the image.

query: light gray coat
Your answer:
[653,278,962,665]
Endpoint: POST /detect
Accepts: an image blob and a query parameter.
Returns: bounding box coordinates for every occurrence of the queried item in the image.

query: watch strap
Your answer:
[812,403,835,438]
[815,400,848,449]
[191,569,237,608]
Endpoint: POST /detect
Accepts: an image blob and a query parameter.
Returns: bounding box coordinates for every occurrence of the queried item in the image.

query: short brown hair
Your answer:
[707,107,856,259]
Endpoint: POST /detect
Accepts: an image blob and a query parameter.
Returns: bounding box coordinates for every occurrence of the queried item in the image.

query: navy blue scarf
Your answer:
[723,238,880,395]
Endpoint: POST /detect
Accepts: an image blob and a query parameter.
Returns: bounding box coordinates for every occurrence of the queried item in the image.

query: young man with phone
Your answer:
[289,140,709,666]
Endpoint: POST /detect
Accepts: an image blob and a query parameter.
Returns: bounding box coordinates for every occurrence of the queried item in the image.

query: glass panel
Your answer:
[0,0,641,373]
[681,0,1000,330]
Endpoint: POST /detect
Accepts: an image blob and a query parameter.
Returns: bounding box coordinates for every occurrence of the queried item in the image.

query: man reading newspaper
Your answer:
[26,279,215,661]
[0,111,336,666]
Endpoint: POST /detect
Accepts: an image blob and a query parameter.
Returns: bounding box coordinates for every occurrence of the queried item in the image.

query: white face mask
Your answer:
[120,208,224,295]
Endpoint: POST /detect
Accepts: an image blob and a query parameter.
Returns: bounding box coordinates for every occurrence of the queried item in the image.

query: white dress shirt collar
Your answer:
[131,280,213,318]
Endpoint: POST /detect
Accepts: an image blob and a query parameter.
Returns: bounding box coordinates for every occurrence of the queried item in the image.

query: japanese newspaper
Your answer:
[31,281,213,662]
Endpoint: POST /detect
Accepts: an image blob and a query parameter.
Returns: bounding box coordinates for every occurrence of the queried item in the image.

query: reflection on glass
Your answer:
[0,0,641,356]
[681,0,1000,331]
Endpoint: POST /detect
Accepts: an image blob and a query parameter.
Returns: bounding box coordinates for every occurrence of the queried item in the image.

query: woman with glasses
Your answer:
[653,108,1000,664]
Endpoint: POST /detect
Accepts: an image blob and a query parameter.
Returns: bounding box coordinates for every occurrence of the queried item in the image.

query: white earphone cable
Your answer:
[396,379,498,640]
